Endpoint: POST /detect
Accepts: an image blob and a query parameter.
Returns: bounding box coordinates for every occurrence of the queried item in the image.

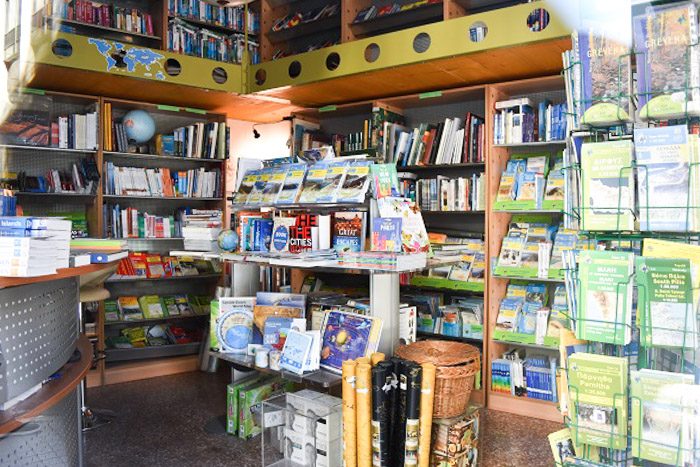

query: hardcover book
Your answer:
[577,250,634,345]
[630,369,695,465]
[371,217,402,252]
[370,164,400,198]
[635,125,693,231]
[636,256,696,348]
[275,163,306,204]
[567,353,628,450]
[634,2,700,120]
[580,140,635,231]
[332,212,365,254]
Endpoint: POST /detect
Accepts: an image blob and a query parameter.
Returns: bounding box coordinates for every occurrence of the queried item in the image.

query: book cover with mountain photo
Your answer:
[336,160,372,203]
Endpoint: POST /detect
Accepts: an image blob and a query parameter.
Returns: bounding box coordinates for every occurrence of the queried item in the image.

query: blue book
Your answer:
[371,217,402,252]
[259,219,274,252]
[0,227,50,237]
[90,251,127,263]
[0,217,69,230]
[162,135,175,155]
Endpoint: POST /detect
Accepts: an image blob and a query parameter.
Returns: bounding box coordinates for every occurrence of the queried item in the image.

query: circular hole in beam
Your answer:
[413,32,431,53]
[165,58,182,76]
[51,39,73,57]
[469,21,488,42]
[288,61,301,79]
[326,52,340,71]
[527,8,550,32]
[255,69,267,86]
[212,67,228,84]
[364,43,380,63]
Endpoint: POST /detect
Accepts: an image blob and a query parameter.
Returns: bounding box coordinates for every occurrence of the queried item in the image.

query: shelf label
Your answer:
[419,91,442,99]
[185,107,207,115]
[21,87,46,96]
[157,104,180,112]
[319,105,337,113]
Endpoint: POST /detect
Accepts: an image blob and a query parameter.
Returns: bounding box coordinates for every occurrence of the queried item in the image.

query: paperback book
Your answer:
[336,160,371,203]
[332,212,365,253]
[370,217,402,252]
[275,163,306,204]
[376,197,430,254]
[297,163,329,204]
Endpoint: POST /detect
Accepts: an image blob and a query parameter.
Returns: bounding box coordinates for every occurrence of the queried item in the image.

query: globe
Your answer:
[218,229,239,252]
[122,109,155,144]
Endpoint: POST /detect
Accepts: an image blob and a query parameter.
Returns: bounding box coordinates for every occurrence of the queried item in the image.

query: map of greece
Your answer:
[88,38,166,80]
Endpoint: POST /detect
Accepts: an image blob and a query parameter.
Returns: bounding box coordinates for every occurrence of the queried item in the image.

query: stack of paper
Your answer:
[182,209,222,252]
[0,217,72,276]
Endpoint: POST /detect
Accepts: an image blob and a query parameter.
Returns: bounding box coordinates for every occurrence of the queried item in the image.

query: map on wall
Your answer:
[87,38,166,80]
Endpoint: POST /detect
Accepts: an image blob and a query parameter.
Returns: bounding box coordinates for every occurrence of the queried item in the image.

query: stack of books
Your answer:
[157,121,230,159]
[0,216,72,276]
[69,238,128,265]
[338,251,427,271]
[103,163,222,198]
[182,209,223,251]
[414,174,485,211]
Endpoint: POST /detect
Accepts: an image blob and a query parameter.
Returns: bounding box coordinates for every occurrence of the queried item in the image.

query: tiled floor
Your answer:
[84,370,562,466]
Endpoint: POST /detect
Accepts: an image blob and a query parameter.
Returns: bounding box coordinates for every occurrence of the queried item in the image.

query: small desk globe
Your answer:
[122,109,155,144]
[218,229,238,252]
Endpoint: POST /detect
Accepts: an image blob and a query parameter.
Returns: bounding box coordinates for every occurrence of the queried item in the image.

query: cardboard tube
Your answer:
[343,360,358,467]
[356,357,371,366]
[371,352,386,366]
[418,363,436,467]
[356,363,373,467]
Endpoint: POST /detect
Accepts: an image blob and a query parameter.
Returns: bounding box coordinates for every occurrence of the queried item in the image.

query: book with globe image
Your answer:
[567,353,628,450]
[631,369,696,465]
[580,140,635,231]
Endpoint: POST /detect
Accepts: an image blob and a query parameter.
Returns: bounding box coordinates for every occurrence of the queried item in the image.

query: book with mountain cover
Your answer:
[630,369,696,465]
[275,163,306,204]
[634,1,700,120]
[317,161,347,203]
[232,169,259,204]
[336,160,371,203]
[260,166,287,205]
[567,353,628,450]
[577,249,634,345]
[572,1,632,125]
[298,162,329,204]
[579,140,635,231]
[636,256,696,348]
[635,125,697,231]
[245,168,271,205]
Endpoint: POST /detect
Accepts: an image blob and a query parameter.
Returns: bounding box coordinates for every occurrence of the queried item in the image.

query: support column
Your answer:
[370,272,400,356]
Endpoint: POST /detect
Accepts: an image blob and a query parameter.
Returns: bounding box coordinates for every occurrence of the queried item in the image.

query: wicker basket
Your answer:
[395,340,480,418]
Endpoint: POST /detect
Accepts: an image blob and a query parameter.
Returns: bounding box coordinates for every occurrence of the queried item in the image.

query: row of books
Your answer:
[0,217,72,276]
[104,205,183,239]
[0,192,16,217]
[50,112,99,150]
[107,294,212,322]
[494,153,564,210]
[271,4,339,33]
[496,220,578,278]
[271,38,339,61]
[168,0,259,34]
[233,160,372,206]
[417,297,484,340]
[167,18,259,64]
[492,351,558,402]
[114,251,220,279]
[572,125,700,233]
[414,174,486,212]
[104,163,222,199]
[158,121,230,159]
[421,239,486,284]
[494,283,568,344]
[44,0,154,36]
[353,0,441,24]
[16,155,100,195]
[331,125,373,154]
[563,2,699,126]
[493,98,566,145]
[106,324,202,349]
[391,113,486,166]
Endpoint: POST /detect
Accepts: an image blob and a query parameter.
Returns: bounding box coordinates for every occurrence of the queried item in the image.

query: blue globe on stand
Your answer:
[122,109,156,144]
[218,229,239,252]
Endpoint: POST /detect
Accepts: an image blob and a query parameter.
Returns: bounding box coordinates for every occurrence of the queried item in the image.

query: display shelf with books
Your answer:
[348,1,444,39]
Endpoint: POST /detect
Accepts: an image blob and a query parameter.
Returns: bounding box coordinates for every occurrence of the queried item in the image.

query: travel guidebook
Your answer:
[298,162,329,204]
[377,197,430,254]
[336,160,372,203]
[567,353,628,450]
[573,1,632,125]
[580,140,635,231]
[636,256,696,348]
[275,163,306,204]
[577,250,634,345]
[630,369,696,465]
[333,212,366,253]
[634,1,700,120]
[635,125,695,231]
[370,217,402,252]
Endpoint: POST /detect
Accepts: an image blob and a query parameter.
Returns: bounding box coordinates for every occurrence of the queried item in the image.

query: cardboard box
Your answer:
[285,390,342,442]
[239,377,296,439]
[226,375,265,435]
[430,408,479,467]
[284,426,342,467]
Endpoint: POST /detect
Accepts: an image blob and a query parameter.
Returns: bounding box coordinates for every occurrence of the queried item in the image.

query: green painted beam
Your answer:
[249,1,573,93]
[30,31,245,93]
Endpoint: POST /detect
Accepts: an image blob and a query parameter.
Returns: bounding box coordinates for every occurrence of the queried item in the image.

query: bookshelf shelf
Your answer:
[122,237,185,241]
[491,339,558,352]
[492,140,566,148]
[402,163,485,170]
[168,14,257,36]
[421,210,486,215]
[493,209,562,214]
[417,331,482,345]
[103,151,225,164]
[0,144,97,154]
[16,192,96,199]
[488,392,560,421]
[491,274,564,284]
[349,2,443,38]
[230,202,369,212]
[105,273,221,284]
[267,14,340,44]
[105,314,207,326]
[103,195,223,201]
[105,342,201,363]
[42,17,162,41]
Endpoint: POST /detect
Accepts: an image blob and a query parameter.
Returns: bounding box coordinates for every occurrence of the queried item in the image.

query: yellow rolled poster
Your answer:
[356,362,373,467]
[343,360,358,467]
[371,352,386,366]
[418,363,436,467]
[356,357,371,366]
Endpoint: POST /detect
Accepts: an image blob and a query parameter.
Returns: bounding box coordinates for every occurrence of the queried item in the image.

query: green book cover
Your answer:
[630,369,694,465]
[138,295,166,319]
[577,250,634,345]
[370,163,399,199]
[580,140,635,231]
[104,299,121,322]
[636,257,696,348]
[162,295,181,317]
[567,353,628,450]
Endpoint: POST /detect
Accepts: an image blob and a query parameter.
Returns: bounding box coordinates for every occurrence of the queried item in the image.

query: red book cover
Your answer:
[289,214,317,253]
[462,113,472,163]
[421,128,437,165]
